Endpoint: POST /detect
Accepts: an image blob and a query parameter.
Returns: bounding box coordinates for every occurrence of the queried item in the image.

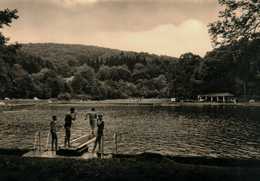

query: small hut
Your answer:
[198,93,235,103]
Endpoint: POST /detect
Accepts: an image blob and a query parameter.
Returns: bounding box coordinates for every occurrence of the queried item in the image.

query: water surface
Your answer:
[0,105,260,159]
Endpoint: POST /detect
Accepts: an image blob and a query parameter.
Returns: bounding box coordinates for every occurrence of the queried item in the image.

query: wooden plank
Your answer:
[65,134,94,147]
[77,137,96,149]
[71,135,88,144]
[72,136,95,148]
[57,134,96,156]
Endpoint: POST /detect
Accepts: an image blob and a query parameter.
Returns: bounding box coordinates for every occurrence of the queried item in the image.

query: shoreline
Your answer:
[1,99,260,109]
[1,148,260,168]
[0,150,260,181]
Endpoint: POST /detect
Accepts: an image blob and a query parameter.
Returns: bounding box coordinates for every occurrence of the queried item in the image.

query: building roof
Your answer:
[198,92,234,97]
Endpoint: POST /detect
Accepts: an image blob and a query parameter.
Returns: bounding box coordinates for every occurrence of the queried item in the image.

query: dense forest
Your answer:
[0,40,259,100]
[0,3,260,100]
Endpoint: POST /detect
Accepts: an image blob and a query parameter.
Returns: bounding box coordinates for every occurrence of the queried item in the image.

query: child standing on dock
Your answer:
[50,115,58,151]
[86,108,97,136]
[64,113,72,147]
[70,107,77,121]
[92,113,104,157]
[64,107,77,148]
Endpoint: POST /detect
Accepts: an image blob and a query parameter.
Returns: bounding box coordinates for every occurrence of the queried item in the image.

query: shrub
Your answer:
[57,92,71,100]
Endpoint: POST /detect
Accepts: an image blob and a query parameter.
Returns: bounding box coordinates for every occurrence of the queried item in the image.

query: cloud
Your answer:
[89,19,212,56]
[56,0,216,4]
[1,0,217,56]
[1,0,218,31]
[54,0,99,6]
[4,18,212,56]
[11,0,216,7]
[51,0,217,8]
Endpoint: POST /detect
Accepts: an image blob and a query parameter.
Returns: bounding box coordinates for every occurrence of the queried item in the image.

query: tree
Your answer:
[208,0,260,98]
[0,9,18,45]
[71,65,96,95]
[97,65,111,81]
[31,68,65,98]
[110,65,131,81]
[209,0,260,47]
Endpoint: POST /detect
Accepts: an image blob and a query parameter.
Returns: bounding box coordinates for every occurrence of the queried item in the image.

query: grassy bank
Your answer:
[0,153,260,181]
[0,148,31,156]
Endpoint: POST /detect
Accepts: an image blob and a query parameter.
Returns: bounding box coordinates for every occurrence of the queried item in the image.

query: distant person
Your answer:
[92,114,105,157]
[86,108,97,135]
[50,115,58,151]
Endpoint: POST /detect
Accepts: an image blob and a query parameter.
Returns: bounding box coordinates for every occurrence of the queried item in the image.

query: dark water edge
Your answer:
[114,152,260,168]
[1,152,260,181]
[1,148,260,168]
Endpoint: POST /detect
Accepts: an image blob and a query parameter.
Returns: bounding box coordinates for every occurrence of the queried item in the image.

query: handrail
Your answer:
[33,131,43,152]
[33,131,38,150]
[45,132,50,151]
[113,131,127,154]
[113,132,122,154]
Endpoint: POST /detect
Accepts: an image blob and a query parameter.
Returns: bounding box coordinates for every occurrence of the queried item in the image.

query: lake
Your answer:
[1,104,260,159]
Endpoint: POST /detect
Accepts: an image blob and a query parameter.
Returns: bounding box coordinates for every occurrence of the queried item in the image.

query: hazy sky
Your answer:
[1,0,219,57]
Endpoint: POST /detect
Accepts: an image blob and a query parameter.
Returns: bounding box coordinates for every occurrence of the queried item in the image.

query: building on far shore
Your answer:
[197,93,235,103]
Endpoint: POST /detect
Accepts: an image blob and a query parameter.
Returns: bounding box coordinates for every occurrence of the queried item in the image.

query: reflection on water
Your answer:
[0,105,260,159]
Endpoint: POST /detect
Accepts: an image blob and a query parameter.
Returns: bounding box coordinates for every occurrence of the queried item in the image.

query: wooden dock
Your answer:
[57,134,96,156]
[23,150,100,160]
[23,134,101,159]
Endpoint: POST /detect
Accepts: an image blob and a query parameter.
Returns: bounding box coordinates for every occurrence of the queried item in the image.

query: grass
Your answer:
[0,153,260,181]
[0,148,31,156]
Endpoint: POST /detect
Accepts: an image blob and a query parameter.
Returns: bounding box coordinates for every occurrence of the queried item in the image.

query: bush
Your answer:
[73,94,92,101]
[57,92,71,100]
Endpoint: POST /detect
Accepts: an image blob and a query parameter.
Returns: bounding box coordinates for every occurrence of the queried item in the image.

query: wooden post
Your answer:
[114,132,118,154]
[38,132,41,152]
[33,131,38,151]
[45,132,50,151]
[101,135,104,158]
[98,138,101,155]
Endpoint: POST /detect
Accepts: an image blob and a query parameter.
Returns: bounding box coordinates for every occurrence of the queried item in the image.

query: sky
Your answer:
[1,0,219,57]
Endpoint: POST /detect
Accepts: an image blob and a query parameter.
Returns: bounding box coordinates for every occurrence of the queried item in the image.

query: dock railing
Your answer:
[33,131,43,152]
[33,131,51,152]
[113,132,118,154]
[113,131,130,155]
[45,132,50,151]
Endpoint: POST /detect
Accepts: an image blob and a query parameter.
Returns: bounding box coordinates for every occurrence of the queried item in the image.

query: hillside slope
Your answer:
[21,43,178,65]
[21,43,121,64]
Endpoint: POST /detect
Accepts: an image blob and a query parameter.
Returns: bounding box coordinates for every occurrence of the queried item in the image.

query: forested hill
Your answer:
[21,43,178,77]
[1,40,260,100]
[21,43,178,62]
[21,43,121,64]
[0,42,180,99]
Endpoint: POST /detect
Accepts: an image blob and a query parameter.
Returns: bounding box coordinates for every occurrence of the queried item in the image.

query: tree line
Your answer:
[1,40,259,100]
